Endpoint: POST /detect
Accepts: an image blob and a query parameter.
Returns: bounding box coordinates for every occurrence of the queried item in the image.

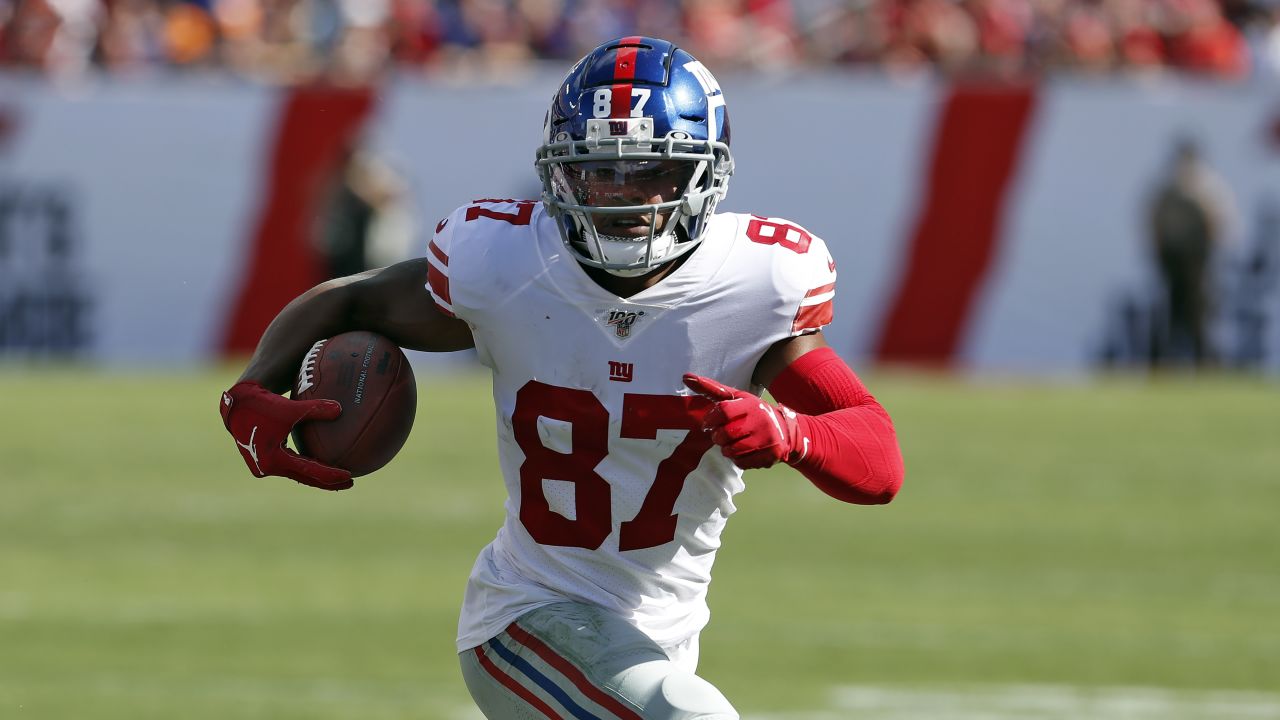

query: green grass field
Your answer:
[2,367,1278,719]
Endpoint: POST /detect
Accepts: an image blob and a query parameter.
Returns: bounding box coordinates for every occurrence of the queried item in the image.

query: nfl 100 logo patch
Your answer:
[604,309,644,338]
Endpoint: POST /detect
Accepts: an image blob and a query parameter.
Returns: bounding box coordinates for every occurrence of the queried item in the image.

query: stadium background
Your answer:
[2,1,1279,718]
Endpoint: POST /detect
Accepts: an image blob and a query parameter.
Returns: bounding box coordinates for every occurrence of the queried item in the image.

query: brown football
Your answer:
[291,331,417,477]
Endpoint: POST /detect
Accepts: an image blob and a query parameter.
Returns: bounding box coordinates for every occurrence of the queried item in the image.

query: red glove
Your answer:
[219,381,354,491]
[682,373,806,470]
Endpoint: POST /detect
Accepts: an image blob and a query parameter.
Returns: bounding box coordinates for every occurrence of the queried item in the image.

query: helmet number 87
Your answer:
[592,88,651,118]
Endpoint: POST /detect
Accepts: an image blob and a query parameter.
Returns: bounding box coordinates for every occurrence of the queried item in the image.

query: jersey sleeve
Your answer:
[792,255,836,335]
[425,199,542,322]
[425,205,469,319]
[755,215,838,337]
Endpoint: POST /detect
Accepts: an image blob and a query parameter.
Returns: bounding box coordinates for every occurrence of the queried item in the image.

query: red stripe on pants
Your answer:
[874,84,1038,366]
[474,646,563,719]
[220,85,376,356]
[505,621,645,720]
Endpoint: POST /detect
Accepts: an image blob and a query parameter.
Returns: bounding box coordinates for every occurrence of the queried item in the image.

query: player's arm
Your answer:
[239,258,474,393]
[221,259,474,491]
[684,331,904,505]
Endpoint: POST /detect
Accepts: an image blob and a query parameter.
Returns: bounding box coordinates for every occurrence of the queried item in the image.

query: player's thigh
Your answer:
[458,602,738,720]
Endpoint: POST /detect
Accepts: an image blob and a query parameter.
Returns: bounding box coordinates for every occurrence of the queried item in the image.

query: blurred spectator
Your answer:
[97,0,166,72]
[1163,0,1250,76]
[162,2,217,65]
[314,144,415,278]
[1061,1,1116,72]
[967,0,1032,75]
[1,0,1278,81]
[1111,0,1166,70]
[1147,137,1238,368]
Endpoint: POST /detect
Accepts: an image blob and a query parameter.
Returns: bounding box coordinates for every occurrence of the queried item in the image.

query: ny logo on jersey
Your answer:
[604,309,644,338]
[607,361,634,383]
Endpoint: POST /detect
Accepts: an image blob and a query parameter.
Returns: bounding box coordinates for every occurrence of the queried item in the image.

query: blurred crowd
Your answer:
[2,0,1279,82]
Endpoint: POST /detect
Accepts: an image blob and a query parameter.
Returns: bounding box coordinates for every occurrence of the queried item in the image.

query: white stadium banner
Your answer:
[1,72,1276,373]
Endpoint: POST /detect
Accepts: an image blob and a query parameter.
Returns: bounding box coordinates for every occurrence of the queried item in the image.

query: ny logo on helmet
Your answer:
[683,60,725,139]
[605,309,644,338]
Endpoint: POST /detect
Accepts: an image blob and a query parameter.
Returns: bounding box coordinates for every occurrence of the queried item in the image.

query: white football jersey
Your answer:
[428,200,837,653]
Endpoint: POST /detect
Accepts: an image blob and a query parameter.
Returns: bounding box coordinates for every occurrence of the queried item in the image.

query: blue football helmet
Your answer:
[536,37,734,277]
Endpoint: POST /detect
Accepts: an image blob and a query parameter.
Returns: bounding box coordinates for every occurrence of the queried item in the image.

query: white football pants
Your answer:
[458,601,739,719]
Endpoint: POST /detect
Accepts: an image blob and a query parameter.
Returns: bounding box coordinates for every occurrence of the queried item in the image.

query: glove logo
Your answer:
[219,381,353,490]
[762,403,785,438]
[236,426,262,475]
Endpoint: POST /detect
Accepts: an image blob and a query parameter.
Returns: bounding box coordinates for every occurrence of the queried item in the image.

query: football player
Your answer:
[220,36,905,719]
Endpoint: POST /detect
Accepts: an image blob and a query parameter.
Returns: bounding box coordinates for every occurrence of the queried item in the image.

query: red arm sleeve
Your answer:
[768,347,905,505]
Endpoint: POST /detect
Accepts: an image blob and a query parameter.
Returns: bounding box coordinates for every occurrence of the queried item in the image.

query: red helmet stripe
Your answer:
[610,83,632,119]
[614,37,642,77]
[610,39,640,119]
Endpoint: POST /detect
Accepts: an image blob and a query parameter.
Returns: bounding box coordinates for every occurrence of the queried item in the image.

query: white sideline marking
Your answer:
[747,684,1280,720]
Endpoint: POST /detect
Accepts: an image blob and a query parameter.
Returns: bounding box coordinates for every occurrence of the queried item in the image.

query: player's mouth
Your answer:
[599,216,662,238]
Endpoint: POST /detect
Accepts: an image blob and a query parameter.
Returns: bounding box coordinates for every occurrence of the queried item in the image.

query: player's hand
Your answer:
[682,374,806,470]
[219,381,354,491]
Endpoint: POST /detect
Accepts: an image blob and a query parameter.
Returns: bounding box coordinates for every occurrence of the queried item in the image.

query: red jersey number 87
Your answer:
[512,381,714,552]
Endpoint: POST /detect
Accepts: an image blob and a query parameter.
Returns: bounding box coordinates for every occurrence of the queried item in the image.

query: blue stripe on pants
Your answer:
[486,638,603,720]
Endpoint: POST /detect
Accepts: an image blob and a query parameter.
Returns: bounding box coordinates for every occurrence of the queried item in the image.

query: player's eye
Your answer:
[634,163,695,187]
[630,167,664,181]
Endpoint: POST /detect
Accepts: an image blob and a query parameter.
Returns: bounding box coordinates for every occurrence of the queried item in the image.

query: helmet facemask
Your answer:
[537,118,733,277]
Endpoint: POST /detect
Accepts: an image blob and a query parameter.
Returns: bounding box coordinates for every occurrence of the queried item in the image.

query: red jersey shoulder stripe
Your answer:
[794,280,836,333]
[793,299,834,334]
[426,233,453,317]
[804,282,836,300]
[426,263,454,317]
[428,239,448,267]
